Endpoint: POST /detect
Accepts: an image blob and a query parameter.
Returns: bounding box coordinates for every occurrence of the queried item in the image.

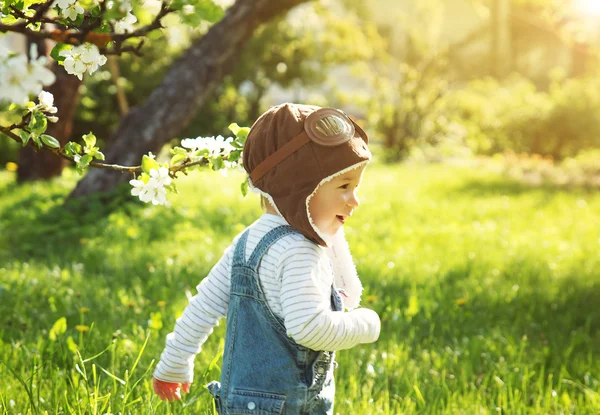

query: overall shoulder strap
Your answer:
[232,229,250,268]
[247,225,299,271]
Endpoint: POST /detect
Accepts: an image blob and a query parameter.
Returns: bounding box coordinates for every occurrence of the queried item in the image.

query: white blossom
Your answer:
[114,11,137,34]
[62,2,84,20]
[59,43,107,80]
[181,135,235,157]
[0,50,56,105]
[53,0,76,9]
[130,179,151,202]
[149,166,172,187]
[52,0,84,20]
[130,167,172,206]
[214,135,236,156]
[38,91,58,114]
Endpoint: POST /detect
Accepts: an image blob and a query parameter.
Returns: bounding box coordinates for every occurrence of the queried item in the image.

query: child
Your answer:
[153,103,381,414]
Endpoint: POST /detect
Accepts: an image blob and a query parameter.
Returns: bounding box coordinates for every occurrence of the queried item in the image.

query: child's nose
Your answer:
[347,191,360,207]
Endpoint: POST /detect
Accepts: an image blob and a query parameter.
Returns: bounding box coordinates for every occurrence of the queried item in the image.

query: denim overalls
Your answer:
[207,225,343,414]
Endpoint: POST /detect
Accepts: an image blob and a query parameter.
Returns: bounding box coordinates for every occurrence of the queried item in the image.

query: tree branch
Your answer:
[0,1,174,53]
[0,124,209,174]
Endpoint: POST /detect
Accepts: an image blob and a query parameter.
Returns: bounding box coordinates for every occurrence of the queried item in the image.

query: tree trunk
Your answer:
[17,41,82,182]
[69,0,310,199]
[490,0,512,78]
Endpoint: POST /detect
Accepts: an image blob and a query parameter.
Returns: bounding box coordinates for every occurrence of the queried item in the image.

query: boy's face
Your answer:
[308,164,366,237]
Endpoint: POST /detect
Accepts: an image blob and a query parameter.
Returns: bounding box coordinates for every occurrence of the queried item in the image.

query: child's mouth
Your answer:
[336,215,345,224]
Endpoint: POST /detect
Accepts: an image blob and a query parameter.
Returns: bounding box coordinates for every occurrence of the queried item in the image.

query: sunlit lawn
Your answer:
[0,162,599,414]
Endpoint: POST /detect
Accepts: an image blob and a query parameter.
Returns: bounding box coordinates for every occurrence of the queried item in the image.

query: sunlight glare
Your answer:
[576,0,600,16]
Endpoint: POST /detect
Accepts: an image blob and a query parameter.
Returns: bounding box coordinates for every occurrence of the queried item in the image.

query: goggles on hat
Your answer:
[249,107,367,183]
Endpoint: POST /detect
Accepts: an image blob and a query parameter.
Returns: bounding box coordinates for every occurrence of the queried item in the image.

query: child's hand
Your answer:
[153,377,190,401]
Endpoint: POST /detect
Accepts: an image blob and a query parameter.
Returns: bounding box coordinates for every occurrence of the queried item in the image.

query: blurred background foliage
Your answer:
[1,0,600,183]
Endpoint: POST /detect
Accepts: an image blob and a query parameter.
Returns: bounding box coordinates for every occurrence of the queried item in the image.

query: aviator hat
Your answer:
[243,103,371,247]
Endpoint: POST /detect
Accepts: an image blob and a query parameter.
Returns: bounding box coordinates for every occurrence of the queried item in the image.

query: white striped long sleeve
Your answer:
[279,240,380,351]
[153,244,234,383]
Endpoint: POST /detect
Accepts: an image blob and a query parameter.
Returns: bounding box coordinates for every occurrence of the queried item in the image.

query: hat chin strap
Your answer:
[325,227,363,310]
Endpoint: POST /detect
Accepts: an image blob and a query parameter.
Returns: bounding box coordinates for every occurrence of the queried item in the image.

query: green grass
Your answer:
[0,163,599,414]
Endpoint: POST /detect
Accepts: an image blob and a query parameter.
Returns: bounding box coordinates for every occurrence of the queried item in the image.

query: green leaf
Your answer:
[181,11,204,27]
[30,134,42,148]
[28,111,48,135]
[141,154,159,174]
[228,123,241,136]
[0,14,20,25]
[170,146,188,155]
[89,4,102,17]
[96,364,126,385]
[41,134,60,149]
[11,0,25,11]
[24,0,46,7]
[82,132,96,149]
[65,141,82,155]
[227,150,241,163]
[211,156,224,171]
[229,123,250,141]
[170,153,187,166]
[169,0,186,10]
[76,154,93,174]
[50,43,71,63]
[195,0,224,22]
[49,317,67,341]
[87,147,103,159]
[193,148,209,159]
[240,179,249,197]
[19,131,31,147]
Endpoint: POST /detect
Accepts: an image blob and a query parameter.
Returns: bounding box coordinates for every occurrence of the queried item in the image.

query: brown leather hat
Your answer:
[243,103,371,246]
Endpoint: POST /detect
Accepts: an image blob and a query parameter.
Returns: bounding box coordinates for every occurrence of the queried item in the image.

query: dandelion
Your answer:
[75,325,89,333]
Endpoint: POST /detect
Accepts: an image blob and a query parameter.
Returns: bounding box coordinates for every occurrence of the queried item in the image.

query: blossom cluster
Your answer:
[108,0,138,34]
[0,45,56,105]
[180,135,237,158]
[130,167,172,206]
[129,134,244,205]
[52,0,84,21]
[59,43,108,80]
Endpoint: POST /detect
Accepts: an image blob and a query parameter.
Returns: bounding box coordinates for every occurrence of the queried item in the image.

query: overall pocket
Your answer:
[227,388,286,414]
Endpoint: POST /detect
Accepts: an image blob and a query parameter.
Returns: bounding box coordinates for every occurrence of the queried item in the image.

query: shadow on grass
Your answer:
[446,175,595,199]
[0,181,251,267]
[371,265,600,379]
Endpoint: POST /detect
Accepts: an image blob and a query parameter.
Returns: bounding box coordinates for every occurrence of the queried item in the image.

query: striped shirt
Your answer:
[154,213,379,383]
